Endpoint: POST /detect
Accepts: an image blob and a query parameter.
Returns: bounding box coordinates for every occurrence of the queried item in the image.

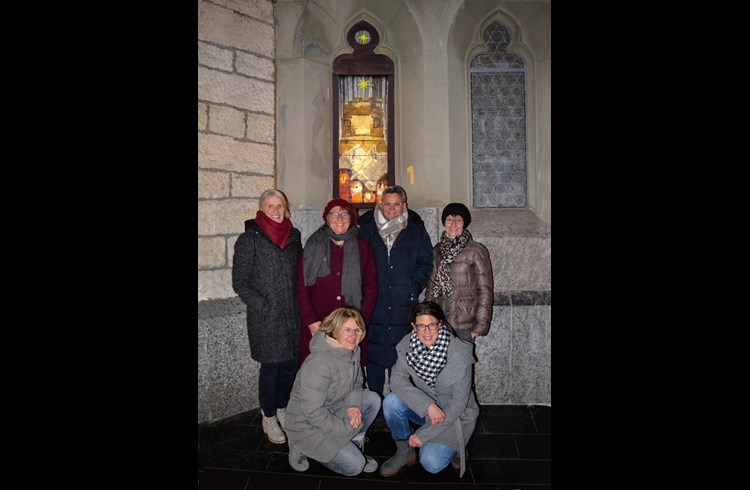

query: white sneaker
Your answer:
[261,410,286,444]
[276,407,287,430]
[288,442,309,472]
[362,455,378,473]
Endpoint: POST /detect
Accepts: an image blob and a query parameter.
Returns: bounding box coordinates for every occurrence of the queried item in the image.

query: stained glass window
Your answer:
[332,21,394,208]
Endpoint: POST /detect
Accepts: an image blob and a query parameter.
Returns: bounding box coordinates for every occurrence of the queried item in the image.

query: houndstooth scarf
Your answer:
[406,325,451,388]
[431,229,471,298]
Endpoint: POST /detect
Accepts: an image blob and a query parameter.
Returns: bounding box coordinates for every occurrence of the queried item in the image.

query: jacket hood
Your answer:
[309,330,359,361]
[244,218,257,231]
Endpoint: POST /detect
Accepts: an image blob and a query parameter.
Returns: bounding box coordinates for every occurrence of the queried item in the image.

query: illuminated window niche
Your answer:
[333,21,394,208]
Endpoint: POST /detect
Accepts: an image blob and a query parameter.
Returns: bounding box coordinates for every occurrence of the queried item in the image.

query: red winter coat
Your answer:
[296,237,378,366]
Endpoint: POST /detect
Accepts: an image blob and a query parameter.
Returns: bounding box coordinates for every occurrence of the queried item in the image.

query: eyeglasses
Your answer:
[328,212,351,220]
[445,217,464,225]
[341,327,363,336]
[414,322,440,331]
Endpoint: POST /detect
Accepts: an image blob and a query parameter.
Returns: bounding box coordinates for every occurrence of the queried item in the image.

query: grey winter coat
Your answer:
[425,238,494,337]
[285,331,369,462]
[389,331,479,477]
[231,219,302,363]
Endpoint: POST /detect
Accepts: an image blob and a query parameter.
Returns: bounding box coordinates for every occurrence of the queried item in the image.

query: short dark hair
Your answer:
[441,202,472,228]
[382,185,407,203]
[410,301,447,324]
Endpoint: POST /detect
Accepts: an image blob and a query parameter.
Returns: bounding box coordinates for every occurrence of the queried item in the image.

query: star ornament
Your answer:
[358,31,370,44]
[358,78,371,89]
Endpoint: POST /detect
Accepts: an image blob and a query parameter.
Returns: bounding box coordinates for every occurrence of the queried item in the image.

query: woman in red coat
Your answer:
[296,199,378,367]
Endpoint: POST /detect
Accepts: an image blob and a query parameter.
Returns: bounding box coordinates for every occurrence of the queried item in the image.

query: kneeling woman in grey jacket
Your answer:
[285,306,381,476]
[380,301,479,478]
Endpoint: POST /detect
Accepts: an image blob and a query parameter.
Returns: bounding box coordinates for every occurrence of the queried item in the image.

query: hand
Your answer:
[426,403,445,426]
[471,331,479,339]
[346,406,362,429]
[309,321,322,335]
[408,433,423,448]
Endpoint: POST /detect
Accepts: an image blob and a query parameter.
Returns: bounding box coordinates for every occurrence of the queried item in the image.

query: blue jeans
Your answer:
[318,389,381,476]
[382,392,457,474]
[258,360,297,417]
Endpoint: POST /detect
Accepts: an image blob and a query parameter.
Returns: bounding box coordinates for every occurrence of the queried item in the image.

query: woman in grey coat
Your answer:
[380,301,479,478]
[232,189,302,445]
[285,307,381,476]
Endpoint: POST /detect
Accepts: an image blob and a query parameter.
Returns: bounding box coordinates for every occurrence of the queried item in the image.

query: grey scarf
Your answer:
[375,205,408,255]
[302,225,363,308]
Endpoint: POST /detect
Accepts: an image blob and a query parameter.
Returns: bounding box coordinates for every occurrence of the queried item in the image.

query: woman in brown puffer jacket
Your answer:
[425,203,493,343]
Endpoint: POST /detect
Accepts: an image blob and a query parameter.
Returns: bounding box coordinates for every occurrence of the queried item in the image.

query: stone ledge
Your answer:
[198,297,245,319]
[198,292,550,317]
[494,290,551,306]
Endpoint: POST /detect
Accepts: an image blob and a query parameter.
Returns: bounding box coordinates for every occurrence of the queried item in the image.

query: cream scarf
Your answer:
[375,205,408,255]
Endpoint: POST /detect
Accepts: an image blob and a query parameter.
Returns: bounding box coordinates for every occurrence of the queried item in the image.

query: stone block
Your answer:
[198,41,233,71]
[199,133,274,174]
[198,102,208,130]
[199,67,274,113]
[246,113,274,144]
[199,1,273,57]
[231,174,275,198]
[198,199,257,236]
[485,236,550,291]
[209,105,246,139]
[236,51,274,82]
[413,207,440,247]
[198,269,235,301]
[227,236,238,267]
[214,0,273,24]
[199,237,226,269]
[508,305,551,405]
[199,170,230,198]
[198,298,259,421]
[290,210,323,246]
[475,306,512,404]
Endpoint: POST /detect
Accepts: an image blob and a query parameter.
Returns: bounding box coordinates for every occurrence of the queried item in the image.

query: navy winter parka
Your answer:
[358,208,433,367]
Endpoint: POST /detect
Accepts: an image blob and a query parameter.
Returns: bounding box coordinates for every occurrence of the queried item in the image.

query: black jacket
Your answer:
[232,219,302,363]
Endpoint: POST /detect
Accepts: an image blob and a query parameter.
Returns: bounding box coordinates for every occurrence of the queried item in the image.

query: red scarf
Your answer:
[255,210,292,249]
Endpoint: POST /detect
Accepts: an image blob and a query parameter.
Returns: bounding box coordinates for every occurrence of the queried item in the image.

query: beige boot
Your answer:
[261,409,286,444]
[276,407,287,430]
[379,439,417,477]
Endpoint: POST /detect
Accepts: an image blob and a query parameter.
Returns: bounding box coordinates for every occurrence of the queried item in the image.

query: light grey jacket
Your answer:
[285,331,367,462]
[389,331,479,477]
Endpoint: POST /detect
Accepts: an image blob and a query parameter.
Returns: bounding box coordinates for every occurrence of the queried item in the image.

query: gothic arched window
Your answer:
[332,21,394,208]
[470,22,527,208]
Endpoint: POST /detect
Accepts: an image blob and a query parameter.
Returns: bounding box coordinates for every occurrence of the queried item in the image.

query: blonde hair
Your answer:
[259,189,292,219]
[320,306,366,339]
